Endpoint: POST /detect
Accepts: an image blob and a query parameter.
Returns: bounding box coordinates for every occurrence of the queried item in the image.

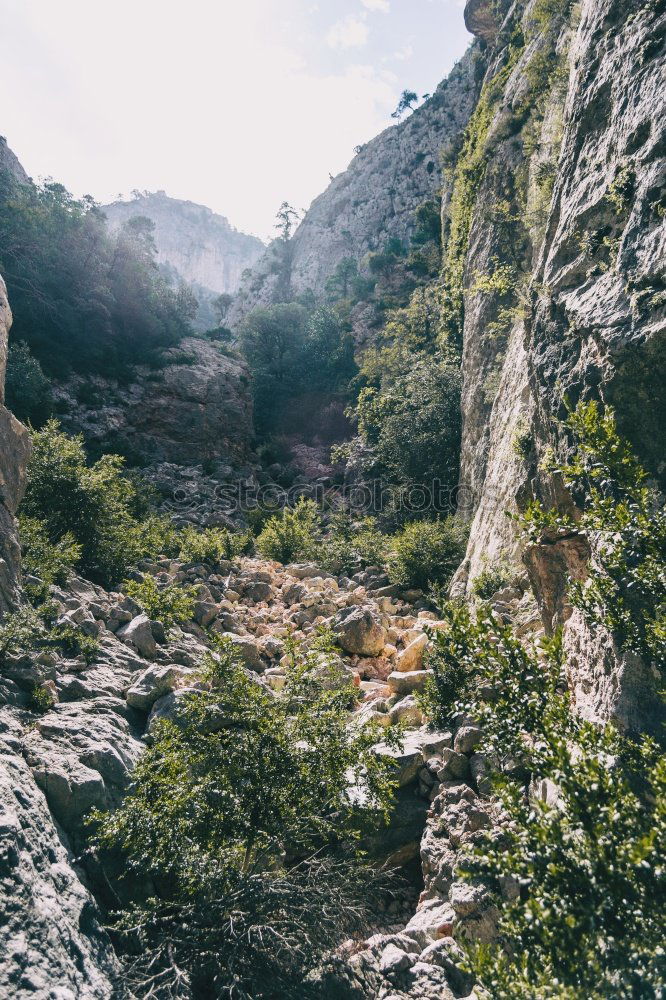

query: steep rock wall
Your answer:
[0,275,31,614]
[0,278,122,997]
[0,136,30,185]
[228,46,483,326]
[452,0,665,733]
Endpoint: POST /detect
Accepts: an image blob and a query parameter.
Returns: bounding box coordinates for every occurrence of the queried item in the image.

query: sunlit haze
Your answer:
[0,0,471,238]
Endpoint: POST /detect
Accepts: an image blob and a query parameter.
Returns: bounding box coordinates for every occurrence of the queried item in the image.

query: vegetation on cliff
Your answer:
[424,404,666,997]
[0,169,195,391]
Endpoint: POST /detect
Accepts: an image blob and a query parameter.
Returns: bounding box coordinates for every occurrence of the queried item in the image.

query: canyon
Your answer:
[0,0,664,995]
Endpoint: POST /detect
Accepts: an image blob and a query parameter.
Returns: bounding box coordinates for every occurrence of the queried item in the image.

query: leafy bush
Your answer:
[49,622,99,664]
[133,513,181,560]
[318,514,389,575]
[0,603,98,665]
[388,517,467,591]
[178,525,253,565]
[4,340,52,425]
[22,421,152,588]
[256,499,319,564]
[521,401,666,674]
[92,637,397,999]
[124,576,196,631]
[471,560,511,600]
[421,404,666,997]
[239,303,356,438]
[29,684,56,713]
[355,351,461,507]
[19,515,81,591]
[436,603,666,998]
[0,606,45,661]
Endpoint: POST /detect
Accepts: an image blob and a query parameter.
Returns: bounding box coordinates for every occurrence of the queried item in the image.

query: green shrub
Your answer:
[4,340,52,425]
[318,514,389,575]
[419,600,475,724]
[388,517,467,590]
[29,684,56,713]
[437,603,666,998]
[22,421,152,588]
[124,576,196,631]
[0,606,45,661]
[133,513,181,560]
[471,560,511,600]
[420,404,666,997]
[178,525,253,565]
[256,499,319,564]
[511,416,533,459]
[19,515,81,590]
[0,603,98,665]
[92,637,397,999]
[520,401,666,674]
[355,351,461,503]
[0,175,191,381]
[48,623,99,664]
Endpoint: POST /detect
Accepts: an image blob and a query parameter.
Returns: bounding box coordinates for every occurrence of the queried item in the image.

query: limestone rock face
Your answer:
[0,136,30,185]
[452,0,666,733]
[228,46,482,325]
[464,0,505,44]
[0,275,31,615]
[56,336,253,467]
[0,737,120,998]
[103,190,264,297]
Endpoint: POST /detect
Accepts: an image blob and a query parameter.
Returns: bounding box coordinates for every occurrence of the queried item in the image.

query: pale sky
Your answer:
[0,0,471,240]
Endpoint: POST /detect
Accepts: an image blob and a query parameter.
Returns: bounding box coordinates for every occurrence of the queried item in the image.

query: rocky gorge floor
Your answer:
[1,544,544,998]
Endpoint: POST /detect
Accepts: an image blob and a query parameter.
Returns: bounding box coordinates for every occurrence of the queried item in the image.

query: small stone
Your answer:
[389,695,423,726]
[387,670,429,696]
[379,943,413,976]
[117,614,157,659]
[397,633,428,672]
[436,748,469,780]
[454,725,482,754]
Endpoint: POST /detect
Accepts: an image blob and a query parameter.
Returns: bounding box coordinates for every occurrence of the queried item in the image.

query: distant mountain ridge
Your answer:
[103,191,265,324]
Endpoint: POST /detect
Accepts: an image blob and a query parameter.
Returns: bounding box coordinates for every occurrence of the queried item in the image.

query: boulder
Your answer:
[282,581,308,605]
[405,899,456,942]
[387,670,428,696]
[243,581,274,603]
[117,614,157,659]
[389,695,423,727]
[217,633,265,672]
[397,633,428,672]
[332,606,386,656]
[125,664,197,710]
[193,599,218,627]
[454,725,482,754]
[436,748,470,781]
[379,944,413,976]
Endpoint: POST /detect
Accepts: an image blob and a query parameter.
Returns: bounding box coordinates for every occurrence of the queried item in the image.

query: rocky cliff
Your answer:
[0,276,31,614]
[0,277,123,997]
[103,191,264,305]
[228,46,483,326]
[56,337,254,471]
[0,136,29,185]
[450,0,665,734]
